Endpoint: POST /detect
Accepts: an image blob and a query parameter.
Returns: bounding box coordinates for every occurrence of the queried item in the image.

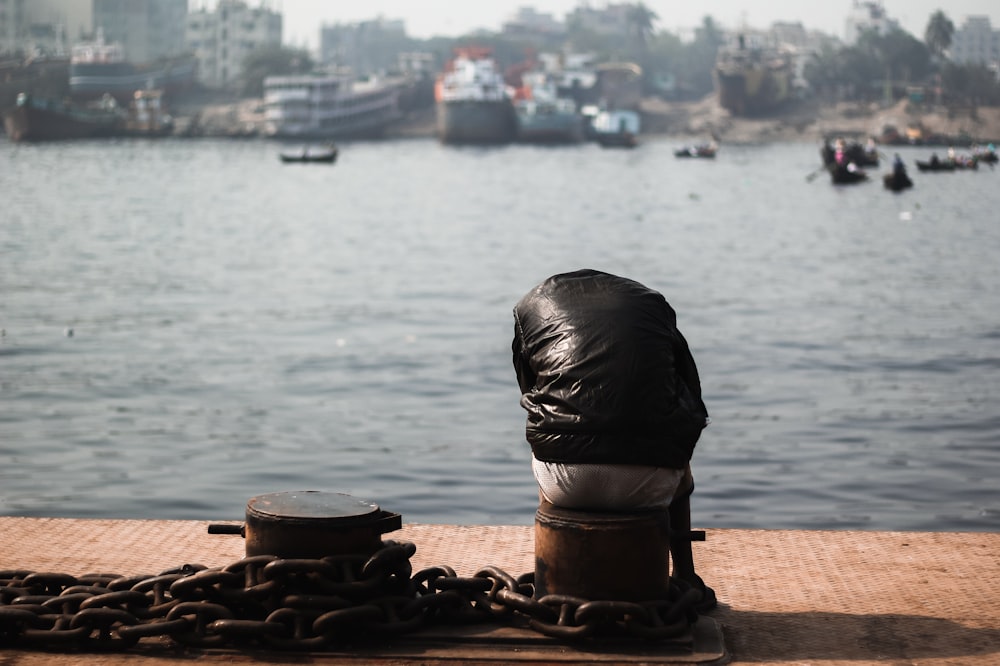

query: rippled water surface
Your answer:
[3,136,1000,531]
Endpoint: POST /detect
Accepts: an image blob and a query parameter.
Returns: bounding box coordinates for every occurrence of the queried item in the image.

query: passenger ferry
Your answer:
[262,70,404,140]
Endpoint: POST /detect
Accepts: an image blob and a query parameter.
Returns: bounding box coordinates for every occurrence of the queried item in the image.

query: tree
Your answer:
[240,46,313,97]
[625,3,659,92]
[625,2,658,50]
[863,28,932,90]
[940,62,1000,105]
[924,10,955,56]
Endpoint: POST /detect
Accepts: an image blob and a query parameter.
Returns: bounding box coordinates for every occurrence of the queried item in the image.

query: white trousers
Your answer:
[532,457,689,511]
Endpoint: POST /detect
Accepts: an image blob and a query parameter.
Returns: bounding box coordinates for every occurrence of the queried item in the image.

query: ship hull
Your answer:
[264,110,399,140]
[714,65,790,117]
[3,98,124,142]
[515,108,584,143]
[436,100,516,144]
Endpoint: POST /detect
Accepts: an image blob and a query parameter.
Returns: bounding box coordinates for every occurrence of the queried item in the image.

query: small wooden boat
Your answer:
[915,154,979,171]
[279,144,338,163]
[975,150,998,164]
[675,143,717,158]
[915,158,955,172]
[829,163,868,184]
[882,170,913,191]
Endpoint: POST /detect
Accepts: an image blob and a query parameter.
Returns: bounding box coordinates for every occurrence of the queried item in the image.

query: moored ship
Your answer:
[3,89,174,142]
[263,70,404,140]
[513,68,584,143]
[4,92,125,141]
[435,47,516,144]
[714,34,792,117]
[69,35,196,104]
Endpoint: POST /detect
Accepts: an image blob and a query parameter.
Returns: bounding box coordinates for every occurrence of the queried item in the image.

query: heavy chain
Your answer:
[0,540,699,651]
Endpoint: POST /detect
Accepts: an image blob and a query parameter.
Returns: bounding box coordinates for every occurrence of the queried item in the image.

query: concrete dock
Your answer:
[3,517,999,664]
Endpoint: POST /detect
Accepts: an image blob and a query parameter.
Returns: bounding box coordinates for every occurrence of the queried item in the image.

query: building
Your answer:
[1,0,91,57]
[949,16,999,68]
[318,17,408,74]
[186,0,282,89]
[844,0,899,45]
[565,3,632,38]
[502,7,565,37]
[0,0,25,56]
[93,0,187,63]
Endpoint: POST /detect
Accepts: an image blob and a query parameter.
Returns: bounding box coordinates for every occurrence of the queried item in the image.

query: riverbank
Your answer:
[177,93,1000,146]
[638,95,1000,146]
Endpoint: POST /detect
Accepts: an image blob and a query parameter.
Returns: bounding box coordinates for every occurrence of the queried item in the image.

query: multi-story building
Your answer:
[949,16,999,67]
[0,0,25,56]
[502,7,565,38]
[319,17,407,74]
[844,0,899,44]
[93,0,187,63]
[565,3,631,38]
[2,0,91,57]
[187,0,282,89]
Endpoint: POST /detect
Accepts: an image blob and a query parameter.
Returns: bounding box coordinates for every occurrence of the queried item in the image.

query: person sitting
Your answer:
[512,269,717,612]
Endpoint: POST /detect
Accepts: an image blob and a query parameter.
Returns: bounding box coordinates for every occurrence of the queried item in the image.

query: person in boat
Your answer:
[893,153,906,177]
[512,269,717,612]
[930,153,940,166]
[834,138,847,166]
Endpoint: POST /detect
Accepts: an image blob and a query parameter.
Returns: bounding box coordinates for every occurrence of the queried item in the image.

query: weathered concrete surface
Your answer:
[3,517,999,665]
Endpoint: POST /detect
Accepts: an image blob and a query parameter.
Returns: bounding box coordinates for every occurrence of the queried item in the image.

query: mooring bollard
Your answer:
[209,490,402,558]
[534,500,672,601]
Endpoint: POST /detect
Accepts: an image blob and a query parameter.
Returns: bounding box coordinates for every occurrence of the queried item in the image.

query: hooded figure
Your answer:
[512,268,715,610]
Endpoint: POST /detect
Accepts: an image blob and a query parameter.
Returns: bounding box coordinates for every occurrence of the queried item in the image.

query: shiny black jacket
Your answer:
[512,269,708,469]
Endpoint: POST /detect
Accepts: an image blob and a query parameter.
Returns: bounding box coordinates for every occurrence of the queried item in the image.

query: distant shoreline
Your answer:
[147,93,1000,146]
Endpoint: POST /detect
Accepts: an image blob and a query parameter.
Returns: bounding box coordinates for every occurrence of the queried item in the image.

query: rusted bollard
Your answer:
[240,490,402,558]
[534,500,671,601]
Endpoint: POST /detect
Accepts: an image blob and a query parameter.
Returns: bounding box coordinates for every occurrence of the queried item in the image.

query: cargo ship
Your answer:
[435,47,516,144]
[714,34,792,117]
[69,35,196,104]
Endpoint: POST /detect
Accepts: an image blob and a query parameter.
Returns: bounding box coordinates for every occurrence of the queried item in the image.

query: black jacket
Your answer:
[512,269,708,469]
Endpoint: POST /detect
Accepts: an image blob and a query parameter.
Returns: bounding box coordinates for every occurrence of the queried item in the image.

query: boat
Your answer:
[3,90,173,142]
[279,143,338,163]
[821,136,879,167]
[882,170,913,191]
[513,70,584,143]
[123,89,174,136]
[263,70,404,140]
[68,33,196,104]
[590,109,640,148]
[435,47,517,144]
[828,163,868,185]
[714,34,792,117]
[973,146,998,164]
[915,155,978,171]
[675,143,718,158]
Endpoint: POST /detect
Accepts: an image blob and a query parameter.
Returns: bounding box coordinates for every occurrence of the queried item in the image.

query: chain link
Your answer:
[0,540,699,651]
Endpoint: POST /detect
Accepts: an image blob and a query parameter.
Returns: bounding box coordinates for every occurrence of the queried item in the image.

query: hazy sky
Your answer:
[256,1,1000,47]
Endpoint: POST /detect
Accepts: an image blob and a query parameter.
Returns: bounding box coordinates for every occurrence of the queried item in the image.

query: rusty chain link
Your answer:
[0,539,699,651]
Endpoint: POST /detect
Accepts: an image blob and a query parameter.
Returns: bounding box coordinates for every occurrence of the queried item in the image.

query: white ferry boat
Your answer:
[263,70,403,140]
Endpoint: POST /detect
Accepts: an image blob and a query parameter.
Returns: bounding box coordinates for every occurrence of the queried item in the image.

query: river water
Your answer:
[2,135,999,532]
